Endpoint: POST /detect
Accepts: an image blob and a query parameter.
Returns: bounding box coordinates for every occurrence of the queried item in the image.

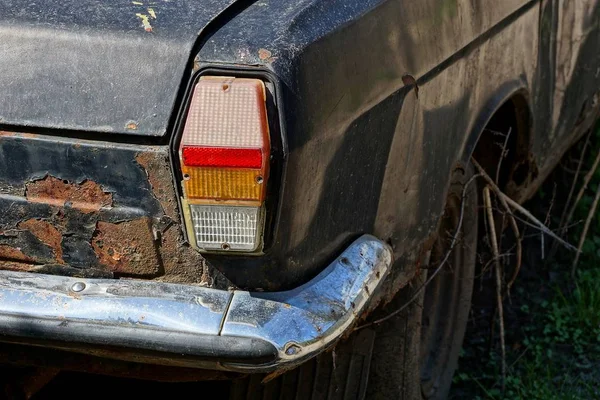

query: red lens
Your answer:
[182,146,263,168]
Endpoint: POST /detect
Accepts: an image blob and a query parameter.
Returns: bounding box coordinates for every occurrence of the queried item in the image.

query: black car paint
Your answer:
[0,0,242,137]
[198,0,541,292]
[0,0,599,297]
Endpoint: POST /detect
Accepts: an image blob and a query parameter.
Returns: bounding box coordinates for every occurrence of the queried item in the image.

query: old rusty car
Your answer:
[0,0,598,398]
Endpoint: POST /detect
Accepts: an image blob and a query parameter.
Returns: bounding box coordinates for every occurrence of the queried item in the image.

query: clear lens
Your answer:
[181,77,269,149]
[190,204,261,251]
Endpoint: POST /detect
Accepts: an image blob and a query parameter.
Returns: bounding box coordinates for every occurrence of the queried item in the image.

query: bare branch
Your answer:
[564,144,600,230]
[559,130,591,230]
[484,186,506,393]
[571,181,600,278]
[472,158,578,252]
[495,127,512,186]
[354,174,479,330]
[504,207,522,292]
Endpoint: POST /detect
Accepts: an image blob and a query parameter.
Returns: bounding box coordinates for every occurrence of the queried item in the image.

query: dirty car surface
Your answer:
[0,0,599,396]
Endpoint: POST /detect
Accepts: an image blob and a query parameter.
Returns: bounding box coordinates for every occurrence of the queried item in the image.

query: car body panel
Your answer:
[0,0,599,298]
[0,132,232,286]
[549,0,600,145]
[196,0,541,291]
[0,0,242,136]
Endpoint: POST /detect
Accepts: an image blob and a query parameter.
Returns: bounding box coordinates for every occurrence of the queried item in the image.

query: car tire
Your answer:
[229,165,478,400]
[417,164,478,399]
[367,164,477,400]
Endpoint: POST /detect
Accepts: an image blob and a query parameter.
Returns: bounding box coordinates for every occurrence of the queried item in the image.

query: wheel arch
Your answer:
[462,80,537,196]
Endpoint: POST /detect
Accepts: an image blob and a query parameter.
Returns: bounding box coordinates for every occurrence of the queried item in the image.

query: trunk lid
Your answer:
[0,0,238,137]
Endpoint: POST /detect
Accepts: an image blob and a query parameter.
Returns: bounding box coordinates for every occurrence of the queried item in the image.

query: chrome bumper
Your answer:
[0,235,392,372]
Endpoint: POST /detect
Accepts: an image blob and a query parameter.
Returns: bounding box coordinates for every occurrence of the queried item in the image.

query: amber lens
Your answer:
[182,166,264,202]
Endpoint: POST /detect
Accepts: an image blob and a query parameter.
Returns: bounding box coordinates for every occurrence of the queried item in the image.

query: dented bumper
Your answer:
[0,235,391,371]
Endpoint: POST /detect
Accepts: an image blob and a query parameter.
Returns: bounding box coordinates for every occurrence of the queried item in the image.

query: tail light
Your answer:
[178,76,270,253]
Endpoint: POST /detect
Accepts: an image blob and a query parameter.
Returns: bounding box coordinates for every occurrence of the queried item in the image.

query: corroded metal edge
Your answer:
[0,235,392,372]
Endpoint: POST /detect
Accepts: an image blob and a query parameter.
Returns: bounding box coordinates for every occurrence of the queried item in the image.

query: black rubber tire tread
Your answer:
[418,165,477,399]
[367,165,477,400]
[365,273,425,400]
[229,329,376,400]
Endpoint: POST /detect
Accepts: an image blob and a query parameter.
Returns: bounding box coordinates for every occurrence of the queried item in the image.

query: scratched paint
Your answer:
[134,1,158,32]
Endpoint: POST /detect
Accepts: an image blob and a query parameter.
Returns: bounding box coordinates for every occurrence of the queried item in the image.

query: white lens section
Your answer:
[182,78,267,148]
[190,204,261,251]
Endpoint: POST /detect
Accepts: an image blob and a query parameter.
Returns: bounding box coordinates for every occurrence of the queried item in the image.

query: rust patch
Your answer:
[0,245,34,263]
[258,48,272,60]
[0,260,38,272]
[26,176,112,214]
[401,74,419,99]
[135,152,177,217]
[154,224,206,285]
[0,131,38,139]
[135,151,230,287]
[92,218,160,276]
[17,219,64,264]
[136,151,221,285]
[257,48,277,64]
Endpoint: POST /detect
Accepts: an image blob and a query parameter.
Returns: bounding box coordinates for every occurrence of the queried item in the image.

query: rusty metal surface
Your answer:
[26,176,113,214]
[0,132,230,287]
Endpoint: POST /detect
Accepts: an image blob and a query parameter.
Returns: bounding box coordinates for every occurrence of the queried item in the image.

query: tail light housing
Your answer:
[178,76,271,253]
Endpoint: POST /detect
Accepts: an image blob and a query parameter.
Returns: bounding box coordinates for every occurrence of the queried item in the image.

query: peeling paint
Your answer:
[0,134,229,287]
[92,218,160,276]
[26,176,112,214]
[17,219,64,264]
[135,152,177,217]
[136,13,153,32]
[134,152,231,287]
[258,48,277,63]
[0,228,58,265]
[0,245,34,263]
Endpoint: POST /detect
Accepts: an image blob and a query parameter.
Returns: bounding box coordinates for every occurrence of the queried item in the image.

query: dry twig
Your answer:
[485,127,522,293]
[354,174,479,330]
[490,188,523,292]
[495,127,512,185]
[571,181,600,278]
[483,186,506,393]
[472,158,578,252]
[563,145,600,232]
[558,131,591,231]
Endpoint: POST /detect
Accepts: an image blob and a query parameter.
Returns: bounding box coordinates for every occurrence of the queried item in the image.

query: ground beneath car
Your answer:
[451,124,600,399]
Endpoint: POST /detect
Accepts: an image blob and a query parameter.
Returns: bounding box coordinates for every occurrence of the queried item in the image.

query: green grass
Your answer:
[454,269,600,399]
[451,124,600,399]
